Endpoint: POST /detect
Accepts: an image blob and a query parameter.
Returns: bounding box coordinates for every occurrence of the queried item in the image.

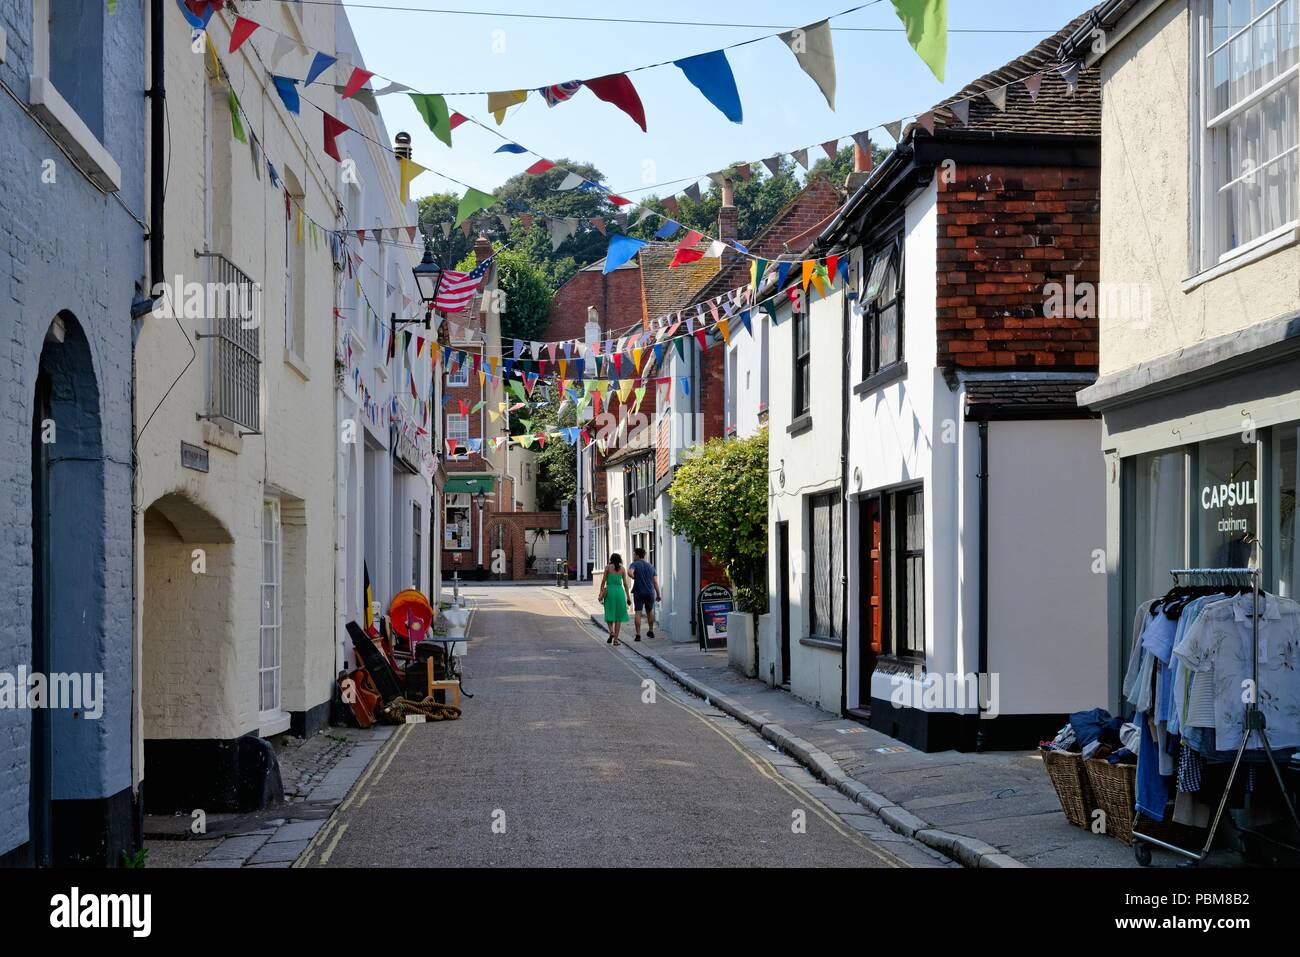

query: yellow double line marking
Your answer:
[300,597,478,867]
[552,597,907,868]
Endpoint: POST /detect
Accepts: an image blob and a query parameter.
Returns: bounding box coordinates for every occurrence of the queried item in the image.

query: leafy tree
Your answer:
[531,387,578,511]
[667,428,769,617]
[494,248,553,343]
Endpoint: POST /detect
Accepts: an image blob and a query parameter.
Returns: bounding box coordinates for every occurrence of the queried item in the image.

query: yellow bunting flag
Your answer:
[633,347,644,372]
[398,156,428,205]
[719,317,730,344]
[801,259,815,293]
[558,358,568,379]
[487,90,528,124]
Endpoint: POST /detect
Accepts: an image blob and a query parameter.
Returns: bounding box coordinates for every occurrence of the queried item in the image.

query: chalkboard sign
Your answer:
[697,584,734,650]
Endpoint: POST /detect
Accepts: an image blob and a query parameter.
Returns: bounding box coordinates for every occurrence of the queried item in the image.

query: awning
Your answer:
[444,476,496,494]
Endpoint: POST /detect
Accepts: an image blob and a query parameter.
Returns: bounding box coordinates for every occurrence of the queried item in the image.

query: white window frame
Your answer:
[447,363,471,387]
[446,413,470,458]
[411,501,423,589]
[27,0,120,191]
[1191,0,1300,273]
[444,493,473,551]
[260,499,286,730]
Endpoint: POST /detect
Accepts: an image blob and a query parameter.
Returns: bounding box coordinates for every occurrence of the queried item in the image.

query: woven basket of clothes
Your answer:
[1084,759,1197,847]
[1042,749,1096,828]
[1084,758,1137,843]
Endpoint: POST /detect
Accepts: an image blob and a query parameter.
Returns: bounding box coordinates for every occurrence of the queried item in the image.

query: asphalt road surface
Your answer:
[302,585,944,868]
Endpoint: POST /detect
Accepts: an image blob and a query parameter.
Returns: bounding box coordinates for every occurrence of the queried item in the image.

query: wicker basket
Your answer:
[1084,758,1204,847]
[1042,749,1096,828]
[1084,758,1137,843]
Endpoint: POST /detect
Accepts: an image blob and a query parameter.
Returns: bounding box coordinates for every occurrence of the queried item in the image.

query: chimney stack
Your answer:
[474,233,493,265]
[394,131,412,160]
[846,141,873,191]
[717,175,738,259]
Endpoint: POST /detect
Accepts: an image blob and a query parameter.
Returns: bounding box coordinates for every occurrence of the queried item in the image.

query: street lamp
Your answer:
[412,247,444,303]
[474,489,487,577]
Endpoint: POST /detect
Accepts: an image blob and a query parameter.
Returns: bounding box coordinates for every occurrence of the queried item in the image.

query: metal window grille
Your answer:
[196,252,262,434]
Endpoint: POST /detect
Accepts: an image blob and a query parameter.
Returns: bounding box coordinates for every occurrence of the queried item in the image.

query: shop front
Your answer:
[1083,344,1300,712]
[441,476,495,580]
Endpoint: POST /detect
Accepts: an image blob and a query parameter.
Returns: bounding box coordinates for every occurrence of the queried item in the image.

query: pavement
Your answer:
[550,584,1172,869]
[146,725,395,868]
[299,585,952,868]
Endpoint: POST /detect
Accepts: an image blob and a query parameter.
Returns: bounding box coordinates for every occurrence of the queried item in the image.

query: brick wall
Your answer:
[936,163,1100,370]
[544,265,643,342]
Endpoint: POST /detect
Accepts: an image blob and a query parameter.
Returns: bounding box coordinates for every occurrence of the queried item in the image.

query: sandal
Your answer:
[607,633,614,644]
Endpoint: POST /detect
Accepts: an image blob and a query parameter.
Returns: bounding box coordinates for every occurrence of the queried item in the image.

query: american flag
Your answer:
[434,257,492,313]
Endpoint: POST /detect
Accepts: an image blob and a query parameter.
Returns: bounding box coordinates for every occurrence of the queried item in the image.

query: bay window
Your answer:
[1197,0,1299,268]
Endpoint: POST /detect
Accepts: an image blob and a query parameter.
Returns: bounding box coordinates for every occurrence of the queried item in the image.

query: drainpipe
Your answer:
[148,0,164,287]
[839,264,850,717]
[976,419,990,752]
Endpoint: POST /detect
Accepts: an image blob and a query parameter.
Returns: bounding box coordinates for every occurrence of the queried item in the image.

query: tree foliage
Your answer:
[494,248,553,343]
[667,429,769,616]
[531,387,578,512]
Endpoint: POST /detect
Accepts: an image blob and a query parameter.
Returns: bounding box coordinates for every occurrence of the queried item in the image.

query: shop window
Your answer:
[1195,433,1258,567]
[444,493,472,550]
[1272,426,1300,597]
[808,491,843,641]
[886,487,925,659]
[1135,449,1188,609]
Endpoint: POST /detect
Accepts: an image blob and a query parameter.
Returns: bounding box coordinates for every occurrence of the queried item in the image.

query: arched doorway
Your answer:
[29,312,104,866]
[140,493,242,812]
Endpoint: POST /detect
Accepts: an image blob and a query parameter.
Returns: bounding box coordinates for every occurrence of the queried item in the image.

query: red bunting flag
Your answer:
[229,16,259,54]
[584,73,647,131]
[525,159,555,174]
[449,112,468,130]
[322,113,349,161]
[342,67,374,99]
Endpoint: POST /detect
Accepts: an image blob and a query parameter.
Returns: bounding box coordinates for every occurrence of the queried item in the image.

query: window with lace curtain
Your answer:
[1196,0,1299,268]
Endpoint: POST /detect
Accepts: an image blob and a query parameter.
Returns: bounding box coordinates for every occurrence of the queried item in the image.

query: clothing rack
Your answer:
[1132,566,1300,865]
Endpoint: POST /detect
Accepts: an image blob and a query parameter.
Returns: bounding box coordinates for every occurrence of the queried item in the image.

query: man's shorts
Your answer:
[633,592,655,613]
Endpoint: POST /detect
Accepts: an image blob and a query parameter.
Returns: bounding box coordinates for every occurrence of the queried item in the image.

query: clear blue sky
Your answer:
[342,0,1097,201]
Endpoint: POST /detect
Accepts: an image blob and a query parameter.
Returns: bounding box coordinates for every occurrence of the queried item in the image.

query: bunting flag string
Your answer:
[188,1,951,135]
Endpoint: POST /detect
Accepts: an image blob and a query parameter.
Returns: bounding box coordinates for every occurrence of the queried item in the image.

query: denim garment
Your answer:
[1136,716,1171,821]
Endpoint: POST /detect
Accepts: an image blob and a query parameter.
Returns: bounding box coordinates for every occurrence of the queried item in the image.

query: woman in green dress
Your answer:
[599,553,633,645]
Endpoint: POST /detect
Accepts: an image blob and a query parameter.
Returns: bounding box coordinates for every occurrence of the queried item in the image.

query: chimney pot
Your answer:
[395,131,412,160]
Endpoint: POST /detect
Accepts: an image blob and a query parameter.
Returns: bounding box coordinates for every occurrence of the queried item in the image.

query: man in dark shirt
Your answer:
[627,547,661,641]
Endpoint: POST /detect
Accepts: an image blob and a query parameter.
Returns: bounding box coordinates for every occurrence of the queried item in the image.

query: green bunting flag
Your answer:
[456,187,498,226]
[892,0,947,82]
[228,88,247,144]
[409,92,454,147]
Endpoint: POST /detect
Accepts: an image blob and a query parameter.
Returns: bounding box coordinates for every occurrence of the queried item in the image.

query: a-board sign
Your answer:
[697,584,734,650]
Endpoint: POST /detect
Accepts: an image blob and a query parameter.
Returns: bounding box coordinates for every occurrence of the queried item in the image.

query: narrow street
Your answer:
[301,586,942,868]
